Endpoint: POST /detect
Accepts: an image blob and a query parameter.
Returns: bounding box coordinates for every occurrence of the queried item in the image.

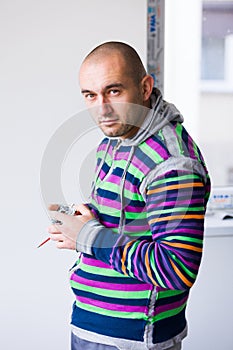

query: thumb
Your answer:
[74,203,92,216]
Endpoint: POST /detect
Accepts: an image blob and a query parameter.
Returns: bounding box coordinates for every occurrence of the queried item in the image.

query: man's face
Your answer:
[79,53,148,139]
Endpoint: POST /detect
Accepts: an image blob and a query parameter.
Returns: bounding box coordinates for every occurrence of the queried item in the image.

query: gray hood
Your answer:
[121,88,184,146]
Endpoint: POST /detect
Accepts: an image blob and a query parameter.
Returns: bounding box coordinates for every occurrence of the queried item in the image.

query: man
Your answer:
[48,42,210,350]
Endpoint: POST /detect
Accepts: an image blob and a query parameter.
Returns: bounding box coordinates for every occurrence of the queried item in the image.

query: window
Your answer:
[201,1,233,92]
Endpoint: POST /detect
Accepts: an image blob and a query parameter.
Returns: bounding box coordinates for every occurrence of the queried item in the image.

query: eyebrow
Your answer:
[81,83,124,94]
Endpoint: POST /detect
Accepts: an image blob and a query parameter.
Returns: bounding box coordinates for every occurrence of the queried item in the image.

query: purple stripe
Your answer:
[175,252,200,270]
[151,221,204,230]
[147,198,203,209]
[146,138,169,159]
[153,295,188,315]
[158,243,184,289]
[133,241,151,284]
[71,274,151,291]
[152,228,203,240]
[170,221,203,229]
[77,296,148,313]
[188,135,196,159]
[155,244,174,289]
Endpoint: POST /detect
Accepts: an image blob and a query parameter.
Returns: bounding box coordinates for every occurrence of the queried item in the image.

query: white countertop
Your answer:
[204,211,233,237]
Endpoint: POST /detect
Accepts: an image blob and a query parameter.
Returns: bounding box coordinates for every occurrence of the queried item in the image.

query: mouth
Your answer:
[99,118,119,126]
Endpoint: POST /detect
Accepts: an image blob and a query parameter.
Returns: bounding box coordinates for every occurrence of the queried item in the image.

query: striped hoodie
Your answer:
[70,88,211,349]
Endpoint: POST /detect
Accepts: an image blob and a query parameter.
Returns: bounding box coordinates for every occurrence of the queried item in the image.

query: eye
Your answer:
[84,93,96,101]
[108,89,120,96]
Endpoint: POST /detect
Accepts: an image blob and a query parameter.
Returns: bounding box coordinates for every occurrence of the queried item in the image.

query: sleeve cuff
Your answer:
[76,219,123,264]
[76,219,103,254]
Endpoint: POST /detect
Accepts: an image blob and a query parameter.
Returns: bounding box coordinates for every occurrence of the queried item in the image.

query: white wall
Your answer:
[2,1,232,349]
[0,1,146,348]
[164,0,202,141]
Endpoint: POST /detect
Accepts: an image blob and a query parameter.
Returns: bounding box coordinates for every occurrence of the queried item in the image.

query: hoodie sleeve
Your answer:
[76,170,207,290]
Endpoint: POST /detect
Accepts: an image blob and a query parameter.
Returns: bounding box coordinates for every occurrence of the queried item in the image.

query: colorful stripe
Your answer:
[70,119,210,344]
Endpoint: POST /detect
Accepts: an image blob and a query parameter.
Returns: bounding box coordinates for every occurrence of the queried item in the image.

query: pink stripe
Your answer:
[125,205,146,213]
[131,155,150,173]
[99,169,107,180]
[82,256,112,269]
[146,138,169,159]
[115,151,131,161]
[101,221,119,228]
[124,224,149,232]
[98,143,113,153]
[123,179,138,193]
[188,136,196,159]
[95,196,121,210]
[71,274,151,291]
[77,296,148,313]
[153,295,188,315]
[153,228,203,239]
[106,174,121,185]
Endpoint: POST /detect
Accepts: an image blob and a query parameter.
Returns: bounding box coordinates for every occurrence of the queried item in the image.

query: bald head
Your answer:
[79,41,154,139]
[82,41,147,85]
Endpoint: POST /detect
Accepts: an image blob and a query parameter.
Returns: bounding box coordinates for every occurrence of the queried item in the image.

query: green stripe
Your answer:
[151,301,187,322]
[175,123,185,155]
[123,188,144,201]
[80,264,125,277]
[75,300,148,320]
[149,173,201,187]
[165,236,203,244]
[92,203,120,217]
[125,241,140,278]
[70,280,151,299]
[96,151,112,165]
[124,230,151,237]
[128,163,145,180]
[150,206,204,215]
[140,143,164,163]
[95,181,119,195]
[171,254,197,279]
[156,289,184,299]
[150,251,166,288]
[125,211,147,220]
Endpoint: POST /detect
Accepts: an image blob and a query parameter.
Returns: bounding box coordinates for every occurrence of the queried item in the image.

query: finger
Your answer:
[48,203,60,211]
[56,241,64,249]
[48,210,67,223]
[56,240,76,250]
[74,203,91,216]
[47,224,62,234]
[49,232,63,241]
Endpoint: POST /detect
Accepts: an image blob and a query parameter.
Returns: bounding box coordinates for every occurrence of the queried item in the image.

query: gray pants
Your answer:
[71,332,182,350]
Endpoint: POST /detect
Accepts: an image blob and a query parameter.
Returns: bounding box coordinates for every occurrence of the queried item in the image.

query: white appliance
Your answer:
[184,186,233,350]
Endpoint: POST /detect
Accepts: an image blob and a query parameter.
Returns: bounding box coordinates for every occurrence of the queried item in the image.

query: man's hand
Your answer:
[47,204,95,250]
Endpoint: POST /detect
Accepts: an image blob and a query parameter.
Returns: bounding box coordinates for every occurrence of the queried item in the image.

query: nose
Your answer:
[98,96,113,117]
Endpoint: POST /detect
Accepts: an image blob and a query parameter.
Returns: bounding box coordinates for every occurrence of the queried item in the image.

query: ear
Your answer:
[141,74,154,102]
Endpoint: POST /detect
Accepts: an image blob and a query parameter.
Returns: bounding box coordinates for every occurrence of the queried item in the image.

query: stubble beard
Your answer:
[99,122,137,138]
